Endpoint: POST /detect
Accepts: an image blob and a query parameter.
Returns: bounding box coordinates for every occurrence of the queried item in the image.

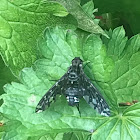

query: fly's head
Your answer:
[68,57,83,82]
[72,57,83,68]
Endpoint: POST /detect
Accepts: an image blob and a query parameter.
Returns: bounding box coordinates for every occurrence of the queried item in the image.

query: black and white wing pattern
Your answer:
[35,57,110,116]
[35,74,67,113]
[82,74,110,116]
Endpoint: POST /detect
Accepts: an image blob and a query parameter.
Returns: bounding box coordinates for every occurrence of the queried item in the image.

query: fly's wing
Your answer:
[35,73,67,113]
[82,74,110,116]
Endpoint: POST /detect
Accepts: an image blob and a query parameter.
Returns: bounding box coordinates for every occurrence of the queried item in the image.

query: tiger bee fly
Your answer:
[35,57,110,116]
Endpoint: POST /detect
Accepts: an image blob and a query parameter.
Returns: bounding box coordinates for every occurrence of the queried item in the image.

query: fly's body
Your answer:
[36,57,110,116]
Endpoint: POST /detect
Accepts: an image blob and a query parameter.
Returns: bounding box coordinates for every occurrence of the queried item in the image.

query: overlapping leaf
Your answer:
[48,0,108,37]
[0,0,77,76]
[0,27,140,139]
[93,0,140,35]
[0,57,17,95]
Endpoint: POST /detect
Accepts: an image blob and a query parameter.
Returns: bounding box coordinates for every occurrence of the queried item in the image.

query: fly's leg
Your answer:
[76,103,81,117]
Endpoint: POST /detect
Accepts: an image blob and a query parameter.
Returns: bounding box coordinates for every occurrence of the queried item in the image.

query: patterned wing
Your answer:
[82,74,110,116]
[35,74,67,113]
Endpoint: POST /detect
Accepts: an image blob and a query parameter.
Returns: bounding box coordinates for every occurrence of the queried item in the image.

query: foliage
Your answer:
[0,0,77,76]
[92,0,140,36]
[0,0,140,139]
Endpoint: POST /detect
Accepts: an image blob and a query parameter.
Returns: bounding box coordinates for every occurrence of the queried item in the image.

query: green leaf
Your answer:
[82,0,99,24]
[48,0,108,38]
[63,132,91,140]
[0,0,77,76]
[27,132,90,140]
[1,120,28,140]
[37,27,82,61]
[103,26,128,57]
[28,133,64,140]
[93,0,140,35]
[1,27,140,139]
[0,56,17,96]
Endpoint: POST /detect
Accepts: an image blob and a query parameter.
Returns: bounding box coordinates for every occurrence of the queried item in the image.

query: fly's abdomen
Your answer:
[66,96,79,106]
[65,87,79,106]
